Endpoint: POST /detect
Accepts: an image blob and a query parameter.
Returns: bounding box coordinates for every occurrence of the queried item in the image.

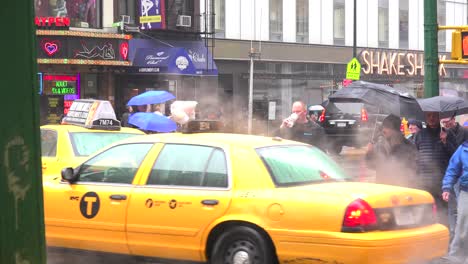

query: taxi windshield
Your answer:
[69,132,141,156]
[257,145,351,186]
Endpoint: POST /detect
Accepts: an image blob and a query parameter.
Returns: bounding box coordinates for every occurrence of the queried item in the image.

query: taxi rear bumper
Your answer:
[270,224,449,264]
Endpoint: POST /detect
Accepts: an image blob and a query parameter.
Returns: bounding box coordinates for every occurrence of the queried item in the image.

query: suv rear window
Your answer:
[327,102,363,114]
[256,145,351,186]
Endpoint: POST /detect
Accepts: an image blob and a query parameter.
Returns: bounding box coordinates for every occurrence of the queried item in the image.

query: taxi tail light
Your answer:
[361,108,368,122]
[319,109,326,123]
[342,199,377,232]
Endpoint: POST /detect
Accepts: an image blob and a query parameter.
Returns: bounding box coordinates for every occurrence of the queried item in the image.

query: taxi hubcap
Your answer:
[233,251,250,264]
[225,240,258,264]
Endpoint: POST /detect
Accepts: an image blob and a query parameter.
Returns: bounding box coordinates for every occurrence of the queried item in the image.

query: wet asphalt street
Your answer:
[47,147,375,264]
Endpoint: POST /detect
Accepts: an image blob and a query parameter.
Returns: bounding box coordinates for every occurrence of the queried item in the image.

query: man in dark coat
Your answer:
[366,114,417,187]
[278,101,327,151]
[441,116,468,156]
[414,112,451,226]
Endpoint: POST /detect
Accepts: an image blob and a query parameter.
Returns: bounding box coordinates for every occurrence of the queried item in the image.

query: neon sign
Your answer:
[43,75,77,81]
[120,42,129,60]
[43,74,78,96]
[35,17,70,27]
[41,39,61,56]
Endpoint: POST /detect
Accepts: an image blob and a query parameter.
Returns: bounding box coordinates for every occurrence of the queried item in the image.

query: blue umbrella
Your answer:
[128,112,177,133]
[127,91,175,106]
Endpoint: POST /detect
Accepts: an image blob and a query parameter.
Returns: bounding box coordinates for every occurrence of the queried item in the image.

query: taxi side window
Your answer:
[77,143,153,184]
[147,144,228,188]
[41,129,57,157]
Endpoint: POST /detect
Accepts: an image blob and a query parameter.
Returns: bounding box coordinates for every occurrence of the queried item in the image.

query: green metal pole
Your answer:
[424,0,439,98]
[0,1,46,264]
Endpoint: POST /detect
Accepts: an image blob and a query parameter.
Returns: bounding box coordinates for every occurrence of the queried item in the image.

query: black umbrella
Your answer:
[417,95,468,118]
[329,81,425,120]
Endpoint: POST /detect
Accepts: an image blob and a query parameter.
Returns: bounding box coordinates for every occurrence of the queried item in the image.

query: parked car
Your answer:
[318,100,386,154]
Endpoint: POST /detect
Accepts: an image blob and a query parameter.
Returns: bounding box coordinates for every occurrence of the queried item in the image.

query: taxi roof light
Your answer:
[61,99,121,130]
[342,199,377,232]
[181,120,223,134]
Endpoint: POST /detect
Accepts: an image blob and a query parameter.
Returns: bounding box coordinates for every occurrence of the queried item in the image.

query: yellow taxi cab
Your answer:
[40,99,144,176]
[42,121,449,264]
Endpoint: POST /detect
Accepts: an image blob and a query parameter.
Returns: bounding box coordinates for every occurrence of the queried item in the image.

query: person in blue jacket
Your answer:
[442,141,468,263]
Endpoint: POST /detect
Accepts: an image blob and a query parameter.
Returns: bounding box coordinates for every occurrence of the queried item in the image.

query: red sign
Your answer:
[35,17,70,27]
[43,75,77,81]
[64,100,74,115]
[120,42,129,60]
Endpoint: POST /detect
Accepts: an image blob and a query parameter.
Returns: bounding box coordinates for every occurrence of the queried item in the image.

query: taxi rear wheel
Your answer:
[210,226,276,264]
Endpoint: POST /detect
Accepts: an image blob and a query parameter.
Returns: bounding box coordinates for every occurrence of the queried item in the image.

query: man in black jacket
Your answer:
[441,116,468,156]
[278,101,326,150]
[414,112,451,226]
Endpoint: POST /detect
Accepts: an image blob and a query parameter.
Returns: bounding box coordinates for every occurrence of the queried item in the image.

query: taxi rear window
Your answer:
[257,145,351,187]
[70,132,141,156]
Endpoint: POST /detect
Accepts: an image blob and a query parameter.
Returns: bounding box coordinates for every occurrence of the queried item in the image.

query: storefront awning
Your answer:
[129,39,217,76]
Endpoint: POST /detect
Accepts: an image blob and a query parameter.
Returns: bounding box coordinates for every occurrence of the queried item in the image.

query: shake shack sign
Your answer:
[359,49,446,77]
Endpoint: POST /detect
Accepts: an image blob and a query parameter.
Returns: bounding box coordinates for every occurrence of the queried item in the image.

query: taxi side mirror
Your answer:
[61,167,78,183]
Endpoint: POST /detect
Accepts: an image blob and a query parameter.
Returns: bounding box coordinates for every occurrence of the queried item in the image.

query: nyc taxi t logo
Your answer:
[79,192,100,219]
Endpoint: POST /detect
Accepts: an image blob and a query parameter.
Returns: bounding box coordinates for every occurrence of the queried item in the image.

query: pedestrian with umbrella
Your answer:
[413,111,450,224]
[419,95,468,246]
[125,90,176,132]
[128,112,177,133]
[365,114,417,188]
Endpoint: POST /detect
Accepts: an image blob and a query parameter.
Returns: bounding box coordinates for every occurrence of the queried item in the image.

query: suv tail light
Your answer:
[361,108,368,122]
[342,199,377,232]
[318,109,326,122]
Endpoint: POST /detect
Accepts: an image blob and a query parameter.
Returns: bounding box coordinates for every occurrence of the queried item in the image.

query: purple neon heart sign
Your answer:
[41,39,60,56]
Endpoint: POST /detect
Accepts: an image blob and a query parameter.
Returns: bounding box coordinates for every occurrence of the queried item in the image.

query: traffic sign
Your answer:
[346,58,361,80]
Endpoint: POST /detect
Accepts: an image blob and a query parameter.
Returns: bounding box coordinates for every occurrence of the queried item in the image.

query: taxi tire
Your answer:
[210,225,276,264]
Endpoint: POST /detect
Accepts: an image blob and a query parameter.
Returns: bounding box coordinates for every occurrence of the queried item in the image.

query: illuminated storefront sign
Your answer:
[43,75,78,95]
[39,74,81,124]
[359,49,447,77]
[36,36,130,64]
[35,17,70,28]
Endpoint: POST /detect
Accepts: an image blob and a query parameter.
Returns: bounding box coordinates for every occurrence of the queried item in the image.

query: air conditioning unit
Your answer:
[177,15,192,27]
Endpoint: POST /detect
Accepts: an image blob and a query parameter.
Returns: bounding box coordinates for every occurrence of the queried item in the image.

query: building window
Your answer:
[378,0,389,47]
[438,0,446,51]
[34,0,102,28]
[114,0,136,24]
[296,0,309,43]
[215,0,225,38]
[334,0,345,45]
[166,0,196,31]
[399,0,409,49]
[270,0,283,41]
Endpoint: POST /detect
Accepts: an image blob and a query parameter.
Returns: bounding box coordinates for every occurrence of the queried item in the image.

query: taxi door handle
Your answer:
[201,199,219,206]
[109,194,127,201]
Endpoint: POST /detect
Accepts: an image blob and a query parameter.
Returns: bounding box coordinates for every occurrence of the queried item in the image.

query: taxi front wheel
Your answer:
[210,226,277,264]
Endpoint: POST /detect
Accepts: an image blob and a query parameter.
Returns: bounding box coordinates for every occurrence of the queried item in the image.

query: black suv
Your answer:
[318,100,386,154]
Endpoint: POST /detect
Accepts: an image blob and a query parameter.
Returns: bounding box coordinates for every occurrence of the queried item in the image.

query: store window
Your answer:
[114,0,136,24]
[34,0,102,28]
[215,0,225,38]
[296,0,309,43]
[270,0,283,41]
[378,0,389,48]
[438,0,446,51]
[333,0,345,45]
[399,0,409,49]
